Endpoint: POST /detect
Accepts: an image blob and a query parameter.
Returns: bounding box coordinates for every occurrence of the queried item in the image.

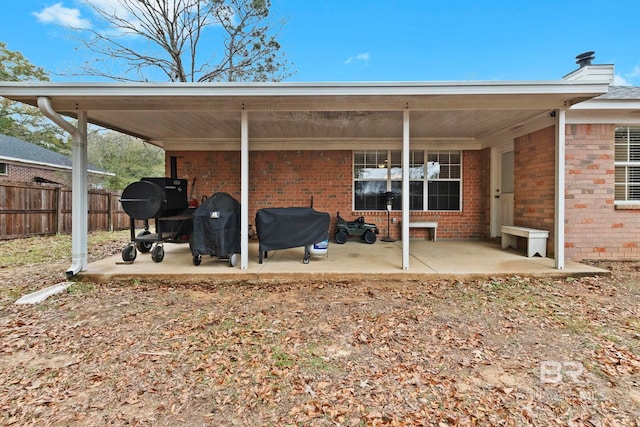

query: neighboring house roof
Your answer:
[0,134,112,175]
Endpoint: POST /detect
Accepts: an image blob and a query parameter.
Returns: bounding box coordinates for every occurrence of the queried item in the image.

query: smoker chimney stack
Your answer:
[576,51,595,68]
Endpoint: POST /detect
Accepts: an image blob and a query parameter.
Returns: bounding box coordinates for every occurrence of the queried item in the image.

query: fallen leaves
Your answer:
[1,240,640,425]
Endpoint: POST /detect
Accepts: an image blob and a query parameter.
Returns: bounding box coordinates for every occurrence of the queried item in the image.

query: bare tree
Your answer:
[75,0,293,82]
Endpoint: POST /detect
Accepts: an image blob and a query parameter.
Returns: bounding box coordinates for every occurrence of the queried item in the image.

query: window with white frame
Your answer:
[614,126,640,203]
[353,149,462,211]
[0,163,7,175]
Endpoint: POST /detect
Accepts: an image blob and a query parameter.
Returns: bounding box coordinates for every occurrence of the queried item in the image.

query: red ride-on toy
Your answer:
[334,212,379,244]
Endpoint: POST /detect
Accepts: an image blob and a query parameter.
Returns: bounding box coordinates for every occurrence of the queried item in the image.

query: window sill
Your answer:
[614,203,640,210]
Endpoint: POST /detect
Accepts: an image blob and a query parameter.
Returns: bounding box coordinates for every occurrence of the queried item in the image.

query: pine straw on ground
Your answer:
[0,233,639,426]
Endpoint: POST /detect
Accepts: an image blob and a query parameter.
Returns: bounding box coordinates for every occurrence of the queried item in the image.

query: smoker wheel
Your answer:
[151,245,165,263]
[122,245,137,262]
[335,231,348,244]
[135,230,153,253]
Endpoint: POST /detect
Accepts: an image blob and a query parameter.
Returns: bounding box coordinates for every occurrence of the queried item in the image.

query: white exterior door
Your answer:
[499,150,515,228]
[491,142,515,236]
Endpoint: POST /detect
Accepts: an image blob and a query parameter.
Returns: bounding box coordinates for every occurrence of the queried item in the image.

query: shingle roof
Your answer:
[597,86,640,99]
[0,134,109,174]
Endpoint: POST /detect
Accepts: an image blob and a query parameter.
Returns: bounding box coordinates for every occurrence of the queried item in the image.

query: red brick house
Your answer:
[0,134,112,187]
[1,58,638,276]
[563,86,640,261]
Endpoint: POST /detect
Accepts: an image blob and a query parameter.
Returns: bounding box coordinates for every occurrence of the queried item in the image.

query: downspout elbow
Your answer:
[37,96,78,137]
[66,264,82,278]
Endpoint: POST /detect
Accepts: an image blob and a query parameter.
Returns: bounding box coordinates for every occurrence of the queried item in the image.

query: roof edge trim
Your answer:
[0,80,611,98]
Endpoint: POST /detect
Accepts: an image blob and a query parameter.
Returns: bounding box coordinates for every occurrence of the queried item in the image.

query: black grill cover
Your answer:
[190,192,241,257]
[256,207,330,252]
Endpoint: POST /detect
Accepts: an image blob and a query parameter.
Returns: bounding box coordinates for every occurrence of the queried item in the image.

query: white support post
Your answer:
[73,111,88,276]
[402,110,410,270]
[554,109,566,269]
[240,111,249,270]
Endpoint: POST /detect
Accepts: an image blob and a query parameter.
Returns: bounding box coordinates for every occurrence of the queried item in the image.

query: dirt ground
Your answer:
[1,234,639,426]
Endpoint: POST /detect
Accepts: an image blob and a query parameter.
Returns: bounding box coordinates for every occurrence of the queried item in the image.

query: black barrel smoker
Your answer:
[255,207,330,264]
[120,177,192,263]
[190,192,241,267]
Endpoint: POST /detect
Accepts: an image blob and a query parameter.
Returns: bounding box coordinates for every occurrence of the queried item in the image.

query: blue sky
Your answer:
[1,0,639,85]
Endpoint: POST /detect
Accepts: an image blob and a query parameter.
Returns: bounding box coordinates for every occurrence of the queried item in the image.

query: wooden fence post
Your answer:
[55,186,63,234]
[108,192,113,231]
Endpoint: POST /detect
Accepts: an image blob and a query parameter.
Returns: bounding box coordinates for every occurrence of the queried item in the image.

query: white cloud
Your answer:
[83,0,137,19]
[628,65,640,78]
[34,2,91,29]
[614,74,631,86]
[614,65,640,86]
[76,0,205,38]
[345,52,370,65]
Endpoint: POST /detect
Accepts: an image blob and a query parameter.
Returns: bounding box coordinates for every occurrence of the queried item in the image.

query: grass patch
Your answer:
[304,355,335,373]
[67,282,95,295]
[0,230,129,267]
[0,286,23,303]
[557,315,591,334]
[300,344,339,373]
[272,348,293,368]
[0,235,71,267]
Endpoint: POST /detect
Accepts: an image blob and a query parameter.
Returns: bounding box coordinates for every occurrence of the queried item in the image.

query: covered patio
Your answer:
[81,238,607,283]
[0,76,611,276]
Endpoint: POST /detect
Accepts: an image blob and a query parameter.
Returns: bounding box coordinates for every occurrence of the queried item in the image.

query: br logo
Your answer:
[539,361,584,384]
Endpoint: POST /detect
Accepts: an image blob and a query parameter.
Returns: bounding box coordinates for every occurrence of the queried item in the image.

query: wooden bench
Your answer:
[500,225,549,257]
[401,221,438,241]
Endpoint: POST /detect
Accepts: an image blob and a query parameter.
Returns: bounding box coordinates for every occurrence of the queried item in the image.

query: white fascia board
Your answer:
[87,169,115,176]
[0,80,610,98]
[566,112,640,125]
[570,99,640,110]
[0,156,72,171]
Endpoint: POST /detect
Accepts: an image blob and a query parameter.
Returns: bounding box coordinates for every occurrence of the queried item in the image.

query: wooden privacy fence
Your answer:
[0,181,130,239]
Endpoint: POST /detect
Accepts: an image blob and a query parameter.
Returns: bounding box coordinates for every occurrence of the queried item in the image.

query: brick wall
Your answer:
[0,163,71,186]
[512,123,640,261]
[167,149,485,240]
[565,123,640,260]
[514,126,556,256]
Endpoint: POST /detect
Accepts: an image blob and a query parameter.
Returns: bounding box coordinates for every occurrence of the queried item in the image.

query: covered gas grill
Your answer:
[190,192,241,267]
[255,207,330,264]
[120,177,191,263]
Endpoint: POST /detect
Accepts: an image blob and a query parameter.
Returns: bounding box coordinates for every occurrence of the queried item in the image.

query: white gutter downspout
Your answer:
[37,97,88,277]
[240,111,249,270]
[554,109,566,270]
[402,110,410,270]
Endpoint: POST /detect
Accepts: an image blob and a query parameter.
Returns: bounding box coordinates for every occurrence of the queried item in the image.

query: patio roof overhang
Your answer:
[1,80,609,150]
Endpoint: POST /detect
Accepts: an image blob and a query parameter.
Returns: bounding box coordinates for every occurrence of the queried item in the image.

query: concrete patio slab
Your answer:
[79,239,608,282]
